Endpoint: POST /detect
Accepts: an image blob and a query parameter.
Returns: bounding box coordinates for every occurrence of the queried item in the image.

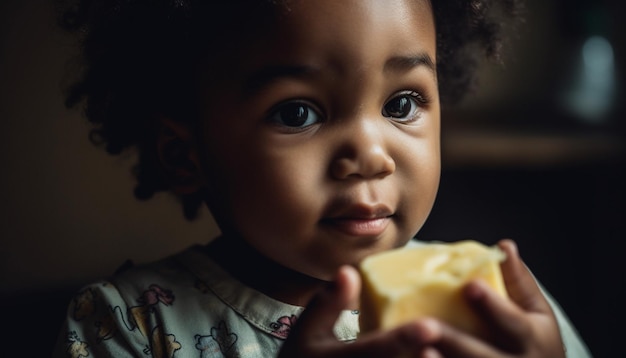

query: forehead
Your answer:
[283,0,434,39]
[274,0,434,57]
[204,0,436,85]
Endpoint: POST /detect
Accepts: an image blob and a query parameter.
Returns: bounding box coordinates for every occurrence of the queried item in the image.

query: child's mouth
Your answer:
[320,202,395,236]
[321,216,392,237]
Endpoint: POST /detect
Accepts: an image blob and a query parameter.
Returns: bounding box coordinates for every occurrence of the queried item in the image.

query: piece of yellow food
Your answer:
[359,240,507,338]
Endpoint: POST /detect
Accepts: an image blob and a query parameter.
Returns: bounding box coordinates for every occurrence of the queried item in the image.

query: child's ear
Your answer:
[157,117,206,195]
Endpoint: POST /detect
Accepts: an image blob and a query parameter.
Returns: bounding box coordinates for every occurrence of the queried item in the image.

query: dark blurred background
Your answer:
[417,0,626,356]
[1,0,624,356]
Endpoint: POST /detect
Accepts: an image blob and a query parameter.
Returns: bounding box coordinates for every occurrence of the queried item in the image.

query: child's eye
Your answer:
[382,91,427,123]
[267,101,322,130]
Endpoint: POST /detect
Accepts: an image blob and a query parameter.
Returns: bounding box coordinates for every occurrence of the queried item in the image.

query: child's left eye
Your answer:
[382,91,426,123]
[267,101,322,130]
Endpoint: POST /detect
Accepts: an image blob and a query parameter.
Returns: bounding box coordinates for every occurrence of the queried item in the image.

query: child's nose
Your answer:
[329,119,396,180]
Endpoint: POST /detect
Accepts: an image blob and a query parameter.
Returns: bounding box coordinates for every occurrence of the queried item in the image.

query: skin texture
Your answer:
[160,0,565,356]
[195,0,440,298]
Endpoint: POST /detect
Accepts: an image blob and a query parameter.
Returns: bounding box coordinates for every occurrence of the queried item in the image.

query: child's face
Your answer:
[197,0,439,280]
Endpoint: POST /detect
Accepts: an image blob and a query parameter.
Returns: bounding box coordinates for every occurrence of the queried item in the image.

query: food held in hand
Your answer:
[358,240,507,338]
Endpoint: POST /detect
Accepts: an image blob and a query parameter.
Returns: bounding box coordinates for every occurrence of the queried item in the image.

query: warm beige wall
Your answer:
[0,0,220,294]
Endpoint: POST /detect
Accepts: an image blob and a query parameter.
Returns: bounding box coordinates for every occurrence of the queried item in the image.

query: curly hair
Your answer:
[56,0,523,220]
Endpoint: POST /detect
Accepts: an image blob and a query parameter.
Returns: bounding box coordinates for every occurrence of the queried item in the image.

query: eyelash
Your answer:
[266,99,324,133]
[266,89,430,131]
[381,90,429,123]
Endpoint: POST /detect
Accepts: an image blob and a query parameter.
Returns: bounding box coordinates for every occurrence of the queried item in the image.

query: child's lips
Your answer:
[322,216,392,236]
[321,204,394,236]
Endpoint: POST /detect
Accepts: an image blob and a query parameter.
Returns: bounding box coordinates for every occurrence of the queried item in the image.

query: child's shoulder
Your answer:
[57,246,224,353]
[92,245,209,300]
[61,245,207,321]
[55,245,318,357]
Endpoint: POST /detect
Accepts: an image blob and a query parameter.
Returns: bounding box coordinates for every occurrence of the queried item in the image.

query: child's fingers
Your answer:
[280,266,440,358]
[464,279,531,351]
[464,239,550,340]
[278,265,361,357]
[297,265,361,338]
[335,319,440,358]
[498,239,553,314]
[428,319,505,358]
[421,347,444,358]
[461,239,562,354]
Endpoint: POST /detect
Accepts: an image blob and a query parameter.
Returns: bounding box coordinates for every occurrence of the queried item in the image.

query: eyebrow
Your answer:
[243,64,317,95]
[384,53,436,75]
[242,53,436,94]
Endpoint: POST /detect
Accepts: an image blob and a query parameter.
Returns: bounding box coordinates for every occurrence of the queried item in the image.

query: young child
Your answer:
[53,0,591,357]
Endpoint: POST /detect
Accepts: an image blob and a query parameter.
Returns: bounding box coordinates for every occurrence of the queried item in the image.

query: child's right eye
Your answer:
[267,101,323,130]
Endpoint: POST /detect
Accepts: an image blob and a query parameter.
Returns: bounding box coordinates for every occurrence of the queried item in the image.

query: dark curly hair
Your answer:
[56,0,523,220]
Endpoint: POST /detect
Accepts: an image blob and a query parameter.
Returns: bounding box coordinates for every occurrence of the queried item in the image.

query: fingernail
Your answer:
[499,239,518,259]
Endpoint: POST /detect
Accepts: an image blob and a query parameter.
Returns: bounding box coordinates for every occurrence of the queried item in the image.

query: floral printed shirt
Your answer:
[53,244,358,358]
[53,241,591,357]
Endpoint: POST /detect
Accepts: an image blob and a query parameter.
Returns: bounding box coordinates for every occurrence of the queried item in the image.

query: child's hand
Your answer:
[424,239,566,358]
[279,239,565,358]
[278,265,440,358]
